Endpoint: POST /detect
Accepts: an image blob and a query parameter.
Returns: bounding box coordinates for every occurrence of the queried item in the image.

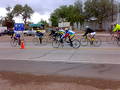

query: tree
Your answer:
[38,19,49,28]
[12,4,23,16]
[50,6,66,27]
[50,1,85,28]
[13,4,34,25]
[50,5,76,27]
[6,7,14,22]
[2,6,15,29]
[66,5,76,26]
[73,0,85,28]
[84,0,117,29]
[22,4,34,25]
[50,14,59,26]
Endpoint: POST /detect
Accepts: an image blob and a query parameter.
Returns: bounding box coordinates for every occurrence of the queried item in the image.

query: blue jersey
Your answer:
[66,30,75,35]
[14,31,21,38]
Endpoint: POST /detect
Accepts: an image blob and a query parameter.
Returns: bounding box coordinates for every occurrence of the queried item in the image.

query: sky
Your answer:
[0,0,75,23]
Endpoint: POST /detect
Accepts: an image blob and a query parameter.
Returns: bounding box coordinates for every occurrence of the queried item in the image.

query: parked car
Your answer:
[23,30,36,36]
[0,30,9,36]
[0,30,14,36]
[0,27,7,36]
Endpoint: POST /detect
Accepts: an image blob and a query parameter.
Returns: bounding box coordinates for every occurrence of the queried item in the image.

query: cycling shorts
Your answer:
[69,34,75,39]
[36,33,44,38]
[15,34,20,38]
[90,32,96,36]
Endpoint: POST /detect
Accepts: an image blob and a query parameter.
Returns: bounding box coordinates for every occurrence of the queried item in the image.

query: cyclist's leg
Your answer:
[39,37,42,44]
[118,31,120,40]
[60,35,64,43]
[18,37,21,45]
[11,32,14,39]
[60,38,63,43]
[70,34,75,40]
[14,36,17,40]
[83,34,88,39]
[39,34,44,44]
[90,32,96,44]
[13,36,19,45]
[90,32,96,38]
[69,35,73,46]
[83,31,88,37]
[60,34,65,43]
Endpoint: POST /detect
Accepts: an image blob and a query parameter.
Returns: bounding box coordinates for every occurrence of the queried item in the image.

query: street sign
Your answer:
[14,23,24,31]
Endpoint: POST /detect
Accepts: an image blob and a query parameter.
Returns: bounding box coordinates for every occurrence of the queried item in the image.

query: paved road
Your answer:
[0,42,120,80]
[0,60,120,80]
[0,42,120,64]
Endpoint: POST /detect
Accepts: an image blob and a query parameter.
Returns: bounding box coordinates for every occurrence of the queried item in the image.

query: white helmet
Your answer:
[65,28,68,30]
[85,26,89,29]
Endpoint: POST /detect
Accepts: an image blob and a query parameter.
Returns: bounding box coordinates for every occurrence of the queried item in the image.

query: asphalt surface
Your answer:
[0,41,120,80]
[0,60,120,81]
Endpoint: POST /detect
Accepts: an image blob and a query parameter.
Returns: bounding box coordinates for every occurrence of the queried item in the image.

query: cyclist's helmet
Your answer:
[85,26,89,29]
[65,28,69,33]
[65,28,68,30]
[114,24,118,27]
[84,26,89,31]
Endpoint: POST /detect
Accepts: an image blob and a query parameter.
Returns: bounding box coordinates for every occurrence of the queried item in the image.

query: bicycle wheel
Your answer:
[80,37,88,46]
[42,37,47,45]
[93,38,102,47]
[72,39,80,48]
[52,40,61,48]
[32,37,39,46]
[112,37,119,45]
[45,35,51,43]
[117,38,120,46]
[10,39,18,47]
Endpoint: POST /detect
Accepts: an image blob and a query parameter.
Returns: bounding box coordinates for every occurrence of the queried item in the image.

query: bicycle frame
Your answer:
[10,37,21,47]
[84,35,95,45]
[80,34,102,47]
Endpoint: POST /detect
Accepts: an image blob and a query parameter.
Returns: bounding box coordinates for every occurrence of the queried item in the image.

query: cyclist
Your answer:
[13,31,21,45]
[83,26,96,38]
[57,28,65,38]
[36,29,44,44]
[60,27,75,46]
[113,24,120,32]
[112,24,120,38]
[49,29,58,39]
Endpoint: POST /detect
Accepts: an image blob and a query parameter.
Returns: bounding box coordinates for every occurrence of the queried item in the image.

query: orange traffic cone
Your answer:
[20,40,25,49]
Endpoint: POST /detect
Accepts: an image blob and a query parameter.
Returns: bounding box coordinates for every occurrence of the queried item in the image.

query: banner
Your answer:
[58,22,70,27]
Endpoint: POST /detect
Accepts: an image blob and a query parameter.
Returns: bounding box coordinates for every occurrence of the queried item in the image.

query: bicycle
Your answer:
[52,36,80,49]
[109,32,120,46]
[117,37,120,46]
[107,32,117,43]
[111,34,120,46]
[32,35,48,46]
[80,35,102,47]
[10,37,21,47]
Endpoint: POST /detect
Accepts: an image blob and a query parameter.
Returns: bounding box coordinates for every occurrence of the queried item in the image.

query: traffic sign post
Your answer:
[14,23,24,31]
[14,23,25,41]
